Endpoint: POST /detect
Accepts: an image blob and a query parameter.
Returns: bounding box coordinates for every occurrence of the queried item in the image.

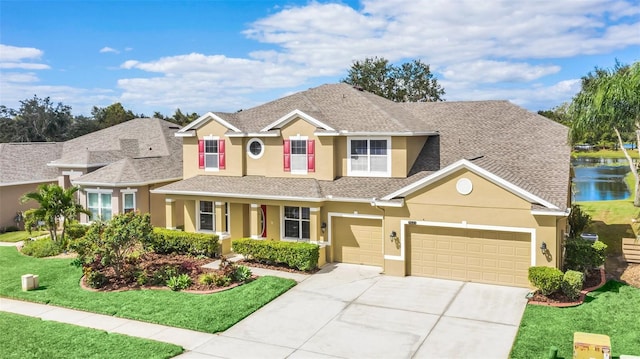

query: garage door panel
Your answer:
[333,218,382,267]
[409,226,531,287]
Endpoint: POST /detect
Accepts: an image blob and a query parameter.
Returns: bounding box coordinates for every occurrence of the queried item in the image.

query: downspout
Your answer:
[371,198,386,274]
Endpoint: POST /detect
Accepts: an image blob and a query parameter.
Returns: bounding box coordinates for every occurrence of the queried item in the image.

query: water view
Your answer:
[572,157,631,201]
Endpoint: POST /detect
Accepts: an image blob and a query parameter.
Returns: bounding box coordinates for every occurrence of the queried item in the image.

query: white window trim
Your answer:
[121,189,137,214]
[281,205,310,241]
[86,188,113,222]
[347,136,391,177]
[289,135,308,175]
[247,138,265,159]
[204,135,220,172]
[197,200,215,232]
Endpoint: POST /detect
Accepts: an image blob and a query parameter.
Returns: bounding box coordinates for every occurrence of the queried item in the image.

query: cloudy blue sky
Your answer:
[1,0,638,116]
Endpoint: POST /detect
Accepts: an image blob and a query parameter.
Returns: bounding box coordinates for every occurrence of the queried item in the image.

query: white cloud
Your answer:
[99,46,120,54]
[0,44,50,70]
[1,72,39,83]
[442,61,561,83]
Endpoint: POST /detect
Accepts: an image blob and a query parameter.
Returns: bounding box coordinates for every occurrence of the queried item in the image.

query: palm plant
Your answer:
[20,184,91,247]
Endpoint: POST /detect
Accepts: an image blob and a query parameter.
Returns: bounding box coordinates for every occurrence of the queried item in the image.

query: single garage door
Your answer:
[408,226,531,287]
[333,217,383,266]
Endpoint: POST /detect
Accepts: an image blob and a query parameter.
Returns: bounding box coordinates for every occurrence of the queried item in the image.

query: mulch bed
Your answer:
[620,263,640,288]
[528,268,606,307]
[238,259,320,274]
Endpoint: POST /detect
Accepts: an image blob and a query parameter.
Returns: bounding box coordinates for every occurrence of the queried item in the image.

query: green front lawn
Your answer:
[577,200,639,255]
[0,311,183,359]
[511,281,640,358]
[0,230,47,243]
[0,246,296,333]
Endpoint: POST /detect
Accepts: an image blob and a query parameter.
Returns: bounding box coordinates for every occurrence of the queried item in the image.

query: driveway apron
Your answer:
[185,263,529,359]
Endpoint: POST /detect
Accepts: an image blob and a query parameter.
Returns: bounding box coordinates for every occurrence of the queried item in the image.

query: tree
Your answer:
[570,61,640,205]
[342,57,445,102]
[20,184,91,247]
[154,108,199,126]
[3,96,73,142]
[91,102,136,128]
[538,103,571,127]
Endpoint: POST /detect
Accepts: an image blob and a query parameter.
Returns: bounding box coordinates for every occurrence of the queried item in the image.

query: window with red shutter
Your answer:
[283,139,290,172]
[198,140,205,169]
[218,139,225,169]
[307,139,315,172]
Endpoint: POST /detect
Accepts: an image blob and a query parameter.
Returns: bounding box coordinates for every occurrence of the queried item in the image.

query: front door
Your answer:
[259,205,267,238]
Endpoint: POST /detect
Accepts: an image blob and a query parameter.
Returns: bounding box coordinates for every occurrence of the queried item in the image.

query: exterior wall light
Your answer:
[321,222,327,233]
[540,241,547,253]
[390,230,397,241]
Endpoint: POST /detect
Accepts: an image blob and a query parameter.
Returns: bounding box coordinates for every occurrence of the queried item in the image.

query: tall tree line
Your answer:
[0,95,199,143]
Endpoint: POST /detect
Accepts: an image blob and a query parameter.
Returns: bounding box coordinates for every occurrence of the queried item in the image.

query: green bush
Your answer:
[166,274,192,291]
[4,225,20,233]
[528,266,563,295]
[568,204,592,239]
[564,239,608,273]
[561,270,584,300]
[147,228,219,258]
[86,270,107,289]
[21,237,62,258]
[232,238,319,271]
[65,222,88,240]
[232,265,252,282]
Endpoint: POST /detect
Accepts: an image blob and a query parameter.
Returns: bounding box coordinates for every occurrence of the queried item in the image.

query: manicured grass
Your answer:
[573,149,640,159]
[0,230,47,242]
[577,200,639,255]
[0,246,296,333]
[0,311,183,359]
[511,281,640,358]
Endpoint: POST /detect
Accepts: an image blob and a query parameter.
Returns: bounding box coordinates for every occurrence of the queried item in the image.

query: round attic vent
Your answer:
[456,178,473,195]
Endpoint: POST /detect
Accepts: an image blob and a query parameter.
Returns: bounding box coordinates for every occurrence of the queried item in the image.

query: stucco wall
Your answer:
[0,182,56,229]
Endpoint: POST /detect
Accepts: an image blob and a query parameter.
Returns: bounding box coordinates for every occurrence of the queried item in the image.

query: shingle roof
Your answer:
[69,118,183,186]
[160,84,571,211]
[51,118,181,167]
[0,142,63,185]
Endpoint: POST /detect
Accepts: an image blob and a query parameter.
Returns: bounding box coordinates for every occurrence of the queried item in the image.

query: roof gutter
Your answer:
[72,177,183,187]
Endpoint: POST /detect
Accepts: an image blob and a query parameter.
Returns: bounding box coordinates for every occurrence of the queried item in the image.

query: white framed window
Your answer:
[283,206,310,240]
[290,138,307,174]
[198,200,214,231]
[347,137,391,177]
[204,136,219,171]
[122,189,137,214]
[86,189,113,221]
[247,138,264,159]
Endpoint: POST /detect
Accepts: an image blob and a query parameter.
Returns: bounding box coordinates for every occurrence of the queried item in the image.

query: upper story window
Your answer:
[247,138,264,159]
[283,137,315,174]
[87,189,112,221]
[198,136,226,171]
[347,137,391,177]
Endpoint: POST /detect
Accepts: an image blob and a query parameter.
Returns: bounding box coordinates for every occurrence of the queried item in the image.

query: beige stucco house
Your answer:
[1,118,184,229]
[0,142,63,229]
[153,83,571,287]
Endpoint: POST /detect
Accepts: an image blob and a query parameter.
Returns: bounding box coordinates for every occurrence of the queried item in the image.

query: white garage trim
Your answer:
[397,219,537,266]
[327,212,383,247]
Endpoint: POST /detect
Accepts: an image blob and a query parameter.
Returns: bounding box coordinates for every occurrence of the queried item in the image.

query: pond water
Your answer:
[572,157,631,201]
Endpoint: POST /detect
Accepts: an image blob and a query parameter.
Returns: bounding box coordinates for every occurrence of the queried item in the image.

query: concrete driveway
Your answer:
[180,263,529,359]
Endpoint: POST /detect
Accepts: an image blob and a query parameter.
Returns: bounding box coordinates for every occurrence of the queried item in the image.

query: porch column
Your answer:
[310,207,320,242]
[249,203,260,239]
[214,201,225,233]
[165,198,176,229]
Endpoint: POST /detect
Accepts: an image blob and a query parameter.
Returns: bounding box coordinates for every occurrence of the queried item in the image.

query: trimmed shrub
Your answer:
[561,270,584,300]
[21,237,62,258]
[166,274,192,291]
[564,239,607,273]
[147,228,219,258]
[568,204,592,239]
[4,225,20,233]
[232,238,319,271]
[65,222,88,240]
[232,265,252,282]
[528,266,563,295]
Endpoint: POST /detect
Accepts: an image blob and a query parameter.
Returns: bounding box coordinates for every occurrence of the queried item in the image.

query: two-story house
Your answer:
[153,83,571,287]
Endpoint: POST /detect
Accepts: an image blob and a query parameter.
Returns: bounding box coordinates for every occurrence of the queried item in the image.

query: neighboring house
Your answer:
[44,118,184,227]
[153,83,571,287]
[0,142,63,229]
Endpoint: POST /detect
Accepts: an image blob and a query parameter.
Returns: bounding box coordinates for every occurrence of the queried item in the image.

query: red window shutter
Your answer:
[283,139,290,172]
[218,139,226,169]
[307,140,315,172]
[198,140,205,169]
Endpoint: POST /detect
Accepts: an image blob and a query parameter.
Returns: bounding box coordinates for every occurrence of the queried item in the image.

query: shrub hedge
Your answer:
[232,238,319,271]
[21,237,62,258]
[65,222,88,240]
[561,270,584,300]
[564,239,607,273]
[528,266,563,295]
[147,228,220,257]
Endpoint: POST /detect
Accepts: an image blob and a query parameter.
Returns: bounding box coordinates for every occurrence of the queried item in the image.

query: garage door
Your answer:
[333,217,383,266]
[408,226,531,287]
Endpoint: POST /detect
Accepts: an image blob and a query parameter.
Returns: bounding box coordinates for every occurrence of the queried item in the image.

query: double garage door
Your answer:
[407,225,531,287]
